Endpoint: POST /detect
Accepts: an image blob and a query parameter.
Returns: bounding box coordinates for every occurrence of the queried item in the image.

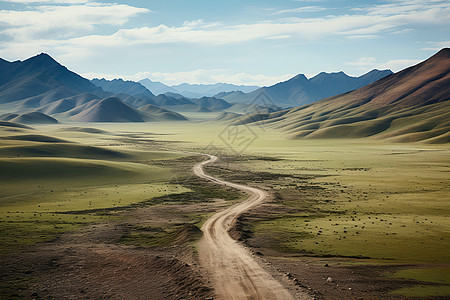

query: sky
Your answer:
[0,0,449,86]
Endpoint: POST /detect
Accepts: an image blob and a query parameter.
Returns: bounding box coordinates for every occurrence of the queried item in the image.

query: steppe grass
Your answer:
[387,267,450,297]
[19,123,450,297]
[0,129,192,255]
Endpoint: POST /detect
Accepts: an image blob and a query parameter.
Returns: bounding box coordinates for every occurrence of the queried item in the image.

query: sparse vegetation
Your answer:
[0,120,448,298]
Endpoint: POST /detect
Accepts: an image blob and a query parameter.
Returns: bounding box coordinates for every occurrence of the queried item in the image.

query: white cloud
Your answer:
[339,24,392,35]
[82,69,295,86]
[347,57,421,72]
[0,3,149,40]
[364,0,450,16]
[390,28,413,34]
[0,0,88,3]
[421,40,450,51]
[265,35,292,40]
[1,0,448,49]
[0,0,448,61]
[272,6,326,15]
[0,0,448,83]
[346,35,379,39]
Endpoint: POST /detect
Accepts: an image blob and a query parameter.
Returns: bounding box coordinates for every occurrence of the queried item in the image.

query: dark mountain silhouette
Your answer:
[0,53,99,105]
[152,94,213,112]
[153,94,194,106]
[91,78,155,100]
[171,82,260,98]
[234,49,450,143]
[191,97,232,111]
[138,78,260,98]
[308,69,393,100]
[91,79,234,112]
[217,69,393,108]
[114,93,157,108]
[138,78,179,95]
[163,92,189,99]
[0,54,192,123]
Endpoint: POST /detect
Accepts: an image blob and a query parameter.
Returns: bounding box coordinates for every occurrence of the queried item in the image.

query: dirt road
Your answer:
[194,154,309,300]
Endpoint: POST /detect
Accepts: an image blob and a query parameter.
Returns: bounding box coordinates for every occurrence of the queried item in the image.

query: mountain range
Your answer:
[138,78,260,98]
[234,48,449,143]
[0,54,187,122]
[89,78,233,113]
[0,49,447,144]
[217,69,393,108]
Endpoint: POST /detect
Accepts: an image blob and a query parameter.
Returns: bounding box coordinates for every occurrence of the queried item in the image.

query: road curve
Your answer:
[194,154,300,300]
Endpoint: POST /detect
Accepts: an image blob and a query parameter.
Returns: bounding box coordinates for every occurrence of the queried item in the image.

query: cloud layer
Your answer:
[0,0,448,85]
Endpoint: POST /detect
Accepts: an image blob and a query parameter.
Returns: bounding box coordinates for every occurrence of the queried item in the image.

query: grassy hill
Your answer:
[234,48,450,143]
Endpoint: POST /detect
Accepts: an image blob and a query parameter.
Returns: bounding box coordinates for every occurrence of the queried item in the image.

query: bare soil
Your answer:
[0,203,218,300]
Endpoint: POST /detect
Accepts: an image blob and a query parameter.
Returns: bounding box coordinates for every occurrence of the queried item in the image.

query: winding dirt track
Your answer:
[194,154,304,300]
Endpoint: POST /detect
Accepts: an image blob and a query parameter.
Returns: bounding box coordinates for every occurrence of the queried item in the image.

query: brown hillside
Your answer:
[236,49,450,143]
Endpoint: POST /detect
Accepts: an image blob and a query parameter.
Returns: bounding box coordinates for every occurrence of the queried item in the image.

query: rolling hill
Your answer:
[138,104,188,121]
[91,78,234,112]
[190,97,232,111]
[218,69,393,108]
[234,48,449,143]
[0,112,58,124]
[70,97,145,122]
[66,97,189,122]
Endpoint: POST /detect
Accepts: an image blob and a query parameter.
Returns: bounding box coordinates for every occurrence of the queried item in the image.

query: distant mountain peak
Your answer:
[219,69,394,108]
[291,74,308,81]
[26,53,59,66]
[430,47,450,60]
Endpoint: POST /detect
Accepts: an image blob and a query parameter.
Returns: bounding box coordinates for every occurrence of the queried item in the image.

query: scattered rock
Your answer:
[326,276,333,283]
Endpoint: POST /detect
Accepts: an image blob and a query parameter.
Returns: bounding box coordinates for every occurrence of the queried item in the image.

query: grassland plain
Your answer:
[214,140,449,298]
[0,129,186,254]
[76,122,450,299]
[0,123,248,299]
[1,121,449,299]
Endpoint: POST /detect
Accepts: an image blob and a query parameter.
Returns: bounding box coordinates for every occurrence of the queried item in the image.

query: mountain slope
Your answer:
[70,97,145,122]
[91,78,155,99]
[308,69,393,100]
[218,69,393,108]
[172,82,260,98]
[1,112,58,124]
[235,49,449,143]
[138,78,179,95]
[0,53,99,105]
[138,104,188,121]
[190,97,232,111]
[139,78,259,98]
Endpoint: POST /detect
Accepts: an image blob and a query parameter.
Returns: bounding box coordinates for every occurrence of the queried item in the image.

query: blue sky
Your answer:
[0,0,448,86]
